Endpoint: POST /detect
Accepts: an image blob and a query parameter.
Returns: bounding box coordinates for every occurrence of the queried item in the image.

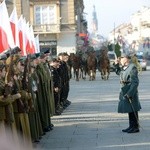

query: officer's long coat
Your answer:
[115,63,141,113]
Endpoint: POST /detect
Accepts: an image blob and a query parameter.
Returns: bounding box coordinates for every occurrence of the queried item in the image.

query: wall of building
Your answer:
[57,32,76,54]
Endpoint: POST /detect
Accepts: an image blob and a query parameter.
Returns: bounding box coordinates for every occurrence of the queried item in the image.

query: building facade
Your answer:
[4,0,87,56]
[108,6,150,52]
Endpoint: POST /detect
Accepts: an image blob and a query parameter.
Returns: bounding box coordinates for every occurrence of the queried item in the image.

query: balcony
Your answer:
[60,23,76,31]
[33,24,60,34]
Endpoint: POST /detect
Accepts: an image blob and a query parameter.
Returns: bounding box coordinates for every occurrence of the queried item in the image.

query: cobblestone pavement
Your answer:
[35,71,150,150]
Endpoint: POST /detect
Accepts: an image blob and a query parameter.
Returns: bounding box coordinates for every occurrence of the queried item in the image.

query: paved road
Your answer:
[35,70,150,150]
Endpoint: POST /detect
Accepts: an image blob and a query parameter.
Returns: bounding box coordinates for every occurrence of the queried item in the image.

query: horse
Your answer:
[86,51,97,81]
[79,52,88,80]
[98,49,110,80]
[69,53,82,81]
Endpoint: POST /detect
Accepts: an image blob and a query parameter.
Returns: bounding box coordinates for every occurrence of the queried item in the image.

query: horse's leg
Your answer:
[70,66,72,79]
[106,70,109,80]
[84,66,88,80]
[91,68,95,80]
[75,69,79,81]
[90,70,93,81]
[81,67,85,80]
[104,69,107,80]
[72,67,76,79]
[79,68,82,79]
[107,67,110,80]
[101,69,104,80]
[93,70,96,80]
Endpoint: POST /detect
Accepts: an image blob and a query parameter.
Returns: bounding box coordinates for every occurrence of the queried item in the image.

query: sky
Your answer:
[84,0,150,38]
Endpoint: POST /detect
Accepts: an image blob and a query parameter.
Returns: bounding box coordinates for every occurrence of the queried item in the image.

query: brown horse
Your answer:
[86,51,97,81]
[69,53,81,81]
[98,50,110,80]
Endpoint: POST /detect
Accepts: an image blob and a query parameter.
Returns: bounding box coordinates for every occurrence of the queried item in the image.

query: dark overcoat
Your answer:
[116,63,141,113]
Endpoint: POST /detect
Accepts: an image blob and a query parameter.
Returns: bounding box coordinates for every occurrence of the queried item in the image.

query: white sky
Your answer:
[84,0,150,38]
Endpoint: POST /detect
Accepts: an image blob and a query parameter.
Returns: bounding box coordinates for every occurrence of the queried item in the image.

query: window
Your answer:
[34,5,57,25]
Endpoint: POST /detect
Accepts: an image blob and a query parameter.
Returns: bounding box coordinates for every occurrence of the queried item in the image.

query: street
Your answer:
[35,69,150,150]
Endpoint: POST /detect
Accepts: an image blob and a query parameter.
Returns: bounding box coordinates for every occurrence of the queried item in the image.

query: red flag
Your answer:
[25,22,32,54]
[0,0,14,53]
[18,15,26,56]
[29,25,36,54]
[10,7,20,47]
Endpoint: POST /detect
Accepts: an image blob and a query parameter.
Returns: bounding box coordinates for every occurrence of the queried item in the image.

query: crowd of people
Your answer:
[0,47,71,149]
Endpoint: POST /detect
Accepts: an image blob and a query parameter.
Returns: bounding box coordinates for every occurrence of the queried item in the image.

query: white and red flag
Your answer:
[0,0,14,53]
[29,25,36,54]
[25,21,32,54]
[34,34,40,53]
[10,7,20,47]
[18,15,26,56]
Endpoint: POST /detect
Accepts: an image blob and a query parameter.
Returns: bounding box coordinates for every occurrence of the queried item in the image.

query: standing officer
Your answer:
[115,53,141,133]
[57,53,71,109]
[49,58,62,115]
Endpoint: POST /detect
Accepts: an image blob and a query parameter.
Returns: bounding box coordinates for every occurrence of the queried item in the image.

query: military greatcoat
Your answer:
[116,63,141,113]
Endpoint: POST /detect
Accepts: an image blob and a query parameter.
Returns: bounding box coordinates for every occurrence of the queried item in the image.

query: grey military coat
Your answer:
[116,63,141,113]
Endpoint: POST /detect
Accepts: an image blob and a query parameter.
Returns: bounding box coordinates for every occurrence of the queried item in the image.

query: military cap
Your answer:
[12,46,21,54]
[0,54,7,60]
[35,53,40,58]
[18,56,26,63]
[5,50,11,58]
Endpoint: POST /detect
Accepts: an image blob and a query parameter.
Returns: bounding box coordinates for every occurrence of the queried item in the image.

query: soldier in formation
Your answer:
[0,48,71,148]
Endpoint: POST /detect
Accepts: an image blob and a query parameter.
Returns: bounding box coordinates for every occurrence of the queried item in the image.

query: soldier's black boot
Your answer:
[127,127,139,133]
[122,126,131,132]
[127,112,140,133]
[122,113,133,132]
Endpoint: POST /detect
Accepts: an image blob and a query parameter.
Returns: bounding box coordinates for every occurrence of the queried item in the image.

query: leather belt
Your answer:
[120,81,130,84]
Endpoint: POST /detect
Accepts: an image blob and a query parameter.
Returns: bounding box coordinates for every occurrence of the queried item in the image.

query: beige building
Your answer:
[109,6,150,51]
[4,0,87,56]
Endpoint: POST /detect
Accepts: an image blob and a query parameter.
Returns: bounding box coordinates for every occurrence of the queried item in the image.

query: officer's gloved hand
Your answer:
[124,94,130,100]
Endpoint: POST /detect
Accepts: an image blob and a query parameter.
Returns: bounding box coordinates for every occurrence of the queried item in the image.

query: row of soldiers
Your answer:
[0,47,71,149]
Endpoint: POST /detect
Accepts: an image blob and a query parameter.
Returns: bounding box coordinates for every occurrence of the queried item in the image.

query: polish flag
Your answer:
[35,34,40,53]
[10,7,20,47]
[29,25,36,54]
[18,15,26,56]
[25,22,32,54]
[0,0,14,53]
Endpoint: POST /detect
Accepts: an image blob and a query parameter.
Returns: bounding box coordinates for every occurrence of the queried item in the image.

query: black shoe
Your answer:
[55,111,61,115]
[49,126,53,131]
[127,127,139,133]
[122,127,131,132]
[50,124,54,127]
[44,127,50,132]
[66,100,71,105]
[33,140,40,143]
